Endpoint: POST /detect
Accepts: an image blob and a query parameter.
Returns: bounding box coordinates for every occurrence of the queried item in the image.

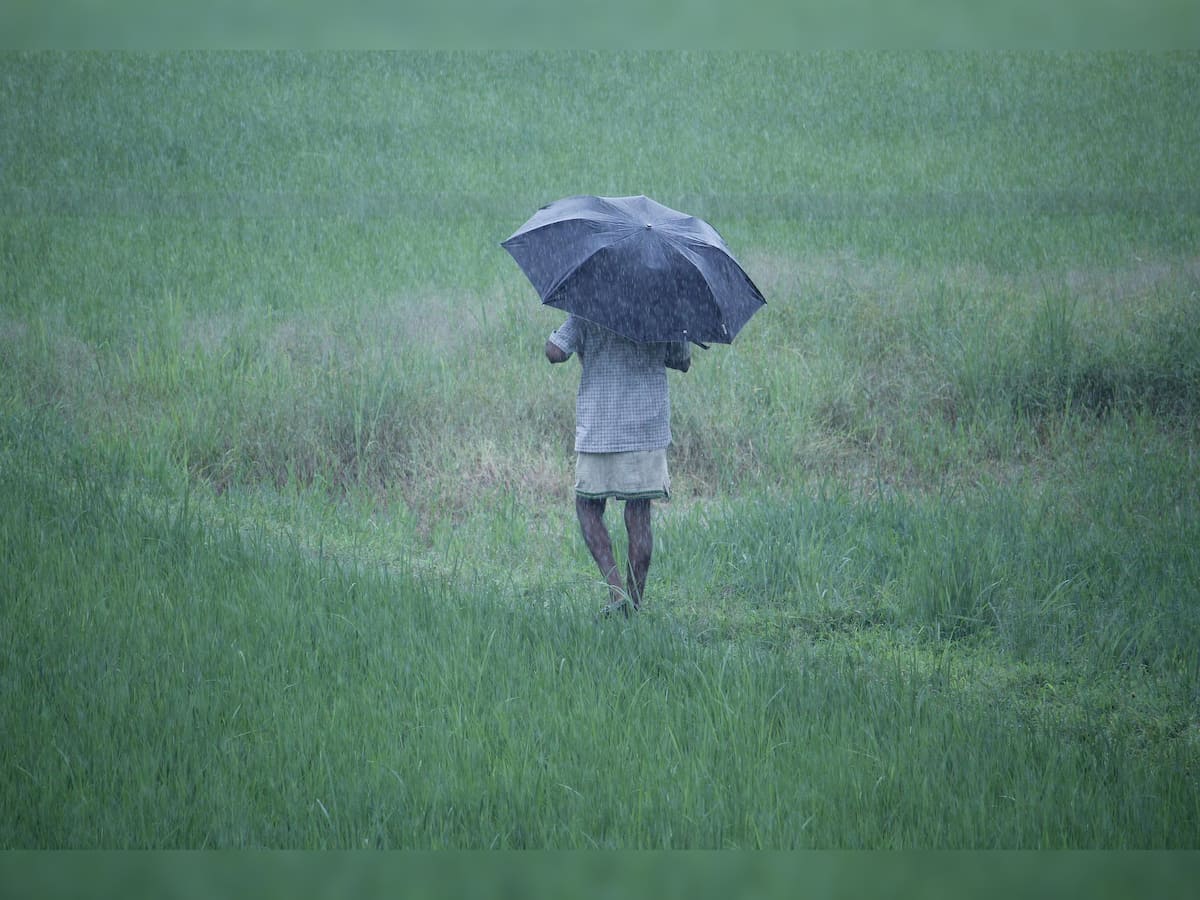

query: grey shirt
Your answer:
[549,315,691,454]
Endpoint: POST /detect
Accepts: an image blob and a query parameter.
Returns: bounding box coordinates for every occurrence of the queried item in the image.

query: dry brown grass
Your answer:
[4,249,1196,531]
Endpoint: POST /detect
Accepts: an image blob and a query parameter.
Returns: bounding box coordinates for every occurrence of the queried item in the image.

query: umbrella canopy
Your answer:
[501,194,766,344]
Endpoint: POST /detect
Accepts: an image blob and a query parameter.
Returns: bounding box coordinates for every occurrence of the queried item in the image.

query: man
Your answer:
[545,313,691,616]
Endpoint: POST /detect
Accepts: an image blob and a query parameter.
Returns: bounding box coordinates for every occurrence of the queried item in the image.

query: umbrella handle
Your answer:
[693,341,710,350]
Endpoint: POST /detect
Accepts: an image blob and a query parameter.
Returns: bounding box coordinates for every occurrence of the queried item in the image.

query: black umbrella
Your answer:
[501,194,766,344]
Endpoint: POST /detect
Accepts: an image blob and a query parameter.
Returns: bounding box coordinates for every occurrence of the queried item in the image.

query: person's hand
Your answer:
[667,357,690,373]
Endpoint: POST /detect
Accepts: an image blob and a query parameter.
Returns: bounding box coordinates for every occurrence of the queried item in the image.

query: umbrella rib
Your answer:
[657,238,723,324]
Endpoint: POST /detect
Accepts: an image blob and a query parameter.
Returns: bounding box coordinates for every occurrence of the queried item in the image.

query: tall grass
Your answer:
[3,410,1195,848]
[2,52,1198,848]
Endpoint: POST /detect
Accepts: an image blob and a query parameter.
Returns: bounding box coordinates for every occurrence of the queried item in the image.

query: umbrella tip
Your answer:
[645,223,652,229]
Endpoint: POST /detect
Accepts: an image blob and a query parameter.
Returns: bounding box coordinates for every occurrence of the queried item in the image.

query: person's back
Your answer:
[553,316,687,454]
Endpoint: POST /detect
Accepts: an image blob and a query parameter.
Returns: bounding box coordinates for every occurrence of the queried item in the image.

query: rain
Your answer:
[2,32,1198,871]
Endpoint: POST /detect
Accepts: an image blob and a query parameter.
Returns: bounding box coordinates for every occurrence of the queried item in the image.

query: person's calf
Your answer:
[624,499,653,609]
[577,495,627,608]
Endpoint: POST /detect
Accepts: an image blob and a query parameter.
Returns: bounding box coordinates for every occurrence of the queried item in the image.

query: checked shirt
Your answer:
[549,315,691,454]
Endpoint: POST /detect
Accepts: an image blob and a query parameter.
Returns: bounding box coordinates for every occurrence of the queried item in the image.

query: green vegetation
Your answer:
[1,52,1198,848]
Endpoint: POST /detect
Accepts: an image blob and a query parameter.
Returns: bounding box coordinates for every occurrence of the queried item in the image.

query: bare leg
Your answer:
[624,499,653,610]
[576,495,626,611]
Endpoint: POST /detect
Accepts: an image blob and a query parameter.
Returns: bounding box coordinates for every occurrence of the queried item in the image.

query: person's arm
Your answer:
[546,316,581,364]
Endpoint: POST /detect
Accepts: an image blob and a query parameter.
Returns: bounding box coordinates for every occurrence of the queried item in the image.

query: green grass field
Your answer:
[2,51,1198,848]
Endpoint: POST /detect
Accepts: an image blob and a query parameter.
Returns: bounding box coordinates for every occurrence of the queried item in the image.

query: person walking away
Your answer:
[545,314,691,616]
